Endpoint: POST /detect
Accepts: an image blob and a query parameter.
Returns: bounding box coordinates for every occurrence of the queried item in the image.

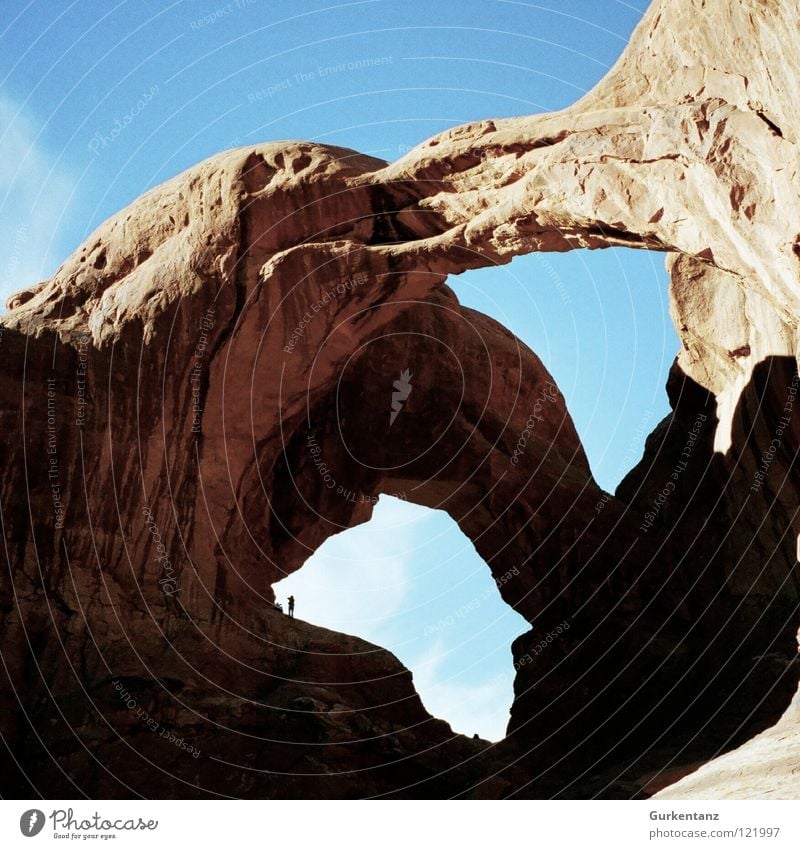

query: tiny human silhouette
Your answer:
[288,595,295,618]
[274,600,283,613]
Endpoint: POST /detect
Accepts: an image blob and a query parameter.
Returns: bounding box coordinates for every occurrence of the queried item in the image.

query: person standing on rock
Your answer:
[288,595,295,618]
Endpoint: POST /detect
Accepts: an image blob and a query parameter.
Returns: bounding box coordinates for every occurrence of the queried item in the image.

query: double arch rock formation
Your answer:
[1,0,799,797]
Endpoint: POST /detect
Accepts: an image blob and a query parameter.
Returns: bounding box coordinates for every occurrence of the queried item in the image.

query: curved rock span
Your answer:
[1,0,799,797]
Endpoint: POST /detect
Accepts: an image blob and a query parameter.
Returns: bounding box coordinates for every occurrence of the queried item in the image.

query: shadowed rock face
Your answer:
[2,0,800,798]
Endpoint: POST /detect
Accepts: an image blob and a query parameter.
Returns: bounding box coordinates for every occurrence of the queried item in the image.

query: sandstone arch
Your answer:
[2,0,799,797]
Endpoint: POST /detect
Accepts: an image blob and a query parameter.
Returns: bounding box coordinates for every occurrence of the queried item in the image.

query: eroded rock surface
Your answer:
[2,0,799,798]
[654,685,800,800]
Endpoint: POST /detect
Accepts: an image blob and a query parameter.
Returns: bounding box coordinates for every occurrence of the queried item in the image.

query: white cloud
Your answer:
[273,496,425,641]
[410,638,515,742]
[0,96,79,309]
[274,495,523,741]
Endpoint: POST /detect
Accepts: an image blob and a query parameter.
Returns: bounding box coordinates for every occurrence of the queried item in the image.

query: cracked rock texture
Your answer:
[2,0,799,798]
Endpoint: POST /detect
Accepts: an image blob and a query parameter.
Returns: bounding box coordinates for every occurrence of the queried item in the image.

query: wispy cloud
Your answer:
[0,96,79,309]
[274,496,420,640]
[274,495,524,741]
[410,638,515,742]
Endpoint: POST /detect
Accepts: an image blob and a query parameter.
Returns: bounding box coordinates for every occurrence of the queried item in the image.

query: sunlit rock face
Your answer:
[0,146,617,796]
[2,0,800,798]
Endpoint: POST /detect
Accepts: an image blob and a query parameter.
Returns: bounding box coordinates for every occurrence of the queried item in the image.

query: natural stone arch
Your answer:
[2,0,800,797]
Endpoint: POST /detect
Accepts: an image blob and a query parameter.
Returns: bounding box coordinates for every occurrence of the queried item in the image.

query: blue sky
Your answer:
[0,0,674,740]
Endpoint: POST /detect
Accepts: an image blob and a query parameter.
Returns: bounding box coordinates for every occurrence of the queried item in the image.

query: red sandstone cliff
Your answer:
[1,0,799,798]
